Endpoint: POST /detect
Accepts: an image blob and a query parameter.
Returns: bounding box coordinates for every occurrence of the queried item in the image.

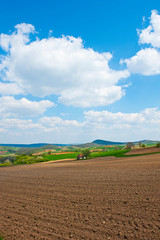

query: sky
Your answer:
[0,0,160,144]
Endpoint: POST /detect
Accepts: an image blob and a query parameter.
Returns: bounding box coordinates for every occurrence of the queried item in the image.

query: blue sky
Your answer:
[0,0,160,143]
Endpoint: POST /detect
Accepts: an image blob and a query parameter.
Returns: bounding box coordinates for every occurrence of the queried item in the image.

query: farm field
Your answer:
[0,148,130,167]
[0,153,160,240]
[125,146,160,155]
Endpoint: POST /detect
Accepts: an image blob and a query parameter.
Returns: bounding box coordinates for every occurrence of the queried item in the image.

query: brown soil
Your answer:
[125,146,160,155]
[0,154,160,240]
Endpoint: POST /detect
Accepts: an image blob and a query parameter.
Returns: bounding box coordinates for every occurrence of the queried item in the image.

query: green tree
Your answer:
[156,142,160,148]
[102,147,108,152]
[126,142,135,149]
[114,146,120,151]
[138,142,142,148]
[81,149,91,159]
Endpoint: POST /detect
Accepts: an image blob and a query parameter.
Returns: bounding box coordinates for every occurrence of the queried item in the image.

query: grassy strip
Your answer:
[43,152,80,161]
[90,149,130,158]
[91,149,160,158]
[80,148,160,160]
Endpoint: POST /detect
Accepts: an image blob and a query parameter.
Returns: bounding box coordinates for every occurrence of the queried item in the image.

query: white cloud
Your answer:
[121,48,160,75]
[0,116,85,144]
[83,108,160,141]
[0,96,54,118]
[0,23,35,51]
[0,23,129,107]
[84,108,160,125]
[0,116,83,132]
[39,116,83,128]
[0,82,23,95]
[121,10,160,76]
[1,108,160,144]
[138,10,160,48]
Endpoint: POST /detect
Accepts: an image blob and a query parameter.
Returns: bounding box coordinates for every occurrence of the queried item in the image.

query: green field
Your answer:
[0,150,130,167]
[43,149,130,161]
[43,152,80,161]
[90,149,130,158]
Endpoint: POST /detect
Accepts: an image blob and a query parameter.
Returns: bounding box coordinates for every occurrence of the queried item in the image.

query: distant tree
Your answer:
[73,148,79,152]
[142,144,146,147]
[126,142,135,149]
[138,142,142,148]
[156,142,160,148]
[48,150,52,155]
[81,149,91,159]
[114,146,120,151]
[102,147,107,152]
[36,156,44,162]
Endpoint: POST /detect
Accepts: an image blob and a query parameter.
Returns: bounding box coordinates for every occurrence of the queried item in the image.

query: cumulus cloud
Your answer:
[0,82,23,95]
[0,23,129,107]
[83,108,160,141]
[0,23,35,51]
[84,108,160,126]
[0,118,42,130]
[138,10,160,48]
[0,116,83,132]
[0,116,85,143]
[39,116,83,128]
[0,96,54,118]
[122,10,160,76]
[121,48,160,75]
[1,108,160,143]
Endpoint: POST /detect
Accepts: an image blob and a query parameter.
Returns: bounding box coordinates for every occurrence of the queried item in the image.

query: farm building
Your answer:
[77,154,85,160]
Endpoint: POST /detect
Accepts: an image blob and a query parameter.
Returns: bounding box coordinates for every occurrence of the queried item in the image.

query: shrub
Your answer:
[156,142,160,148]
[125,142,135,149]
[0,162,11,167]
[114,146,120,151]
[36,156,44,162]
[102,147,108,152]
[142,144,146,147]
[138,142,142,147]
[0,235,4,240]
[81,149,91,159]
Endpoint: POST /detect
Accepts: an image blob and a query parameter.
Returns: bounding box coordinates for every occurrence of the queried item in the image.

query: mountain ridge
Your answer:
[0,139,159,148]
[92,139,158,145]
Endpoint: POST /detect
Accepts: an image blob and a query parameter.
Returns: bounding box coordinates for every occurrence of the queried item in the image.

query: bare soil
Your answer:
[125,146,160,155]
[0,154,160,240]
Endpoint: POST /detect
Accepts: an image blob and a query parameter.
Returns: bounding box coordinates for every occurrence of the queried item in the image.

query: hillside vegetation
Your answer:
[0,140,160,167]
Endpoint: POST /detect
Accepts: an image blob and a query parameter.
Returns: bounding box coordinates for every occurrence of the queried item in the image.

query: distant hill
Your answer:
[134,140,159,145]
[92,139,125,145]
[74,143,100,148]
[0,143,69,148]
[0,139,159,149]
[92,139,159,146]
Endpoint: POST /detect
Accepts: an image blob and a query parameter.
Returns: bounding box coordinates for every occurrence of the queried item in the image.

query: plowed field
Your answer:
[0,154,160,240]
[125,146,160,155]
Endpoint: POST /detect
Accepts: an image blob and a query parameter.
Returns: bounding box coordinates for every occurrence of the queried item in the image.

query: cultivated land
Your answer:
[125,147,160,155]
[0,152,160,240]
